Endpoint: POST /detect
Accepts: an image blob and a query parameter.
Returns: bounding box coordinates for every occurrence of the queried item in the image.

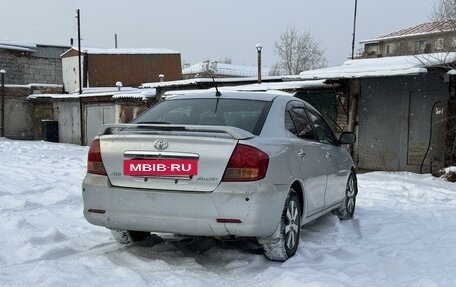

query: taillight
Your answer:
[87,139,107,175]
[222,144,269,182]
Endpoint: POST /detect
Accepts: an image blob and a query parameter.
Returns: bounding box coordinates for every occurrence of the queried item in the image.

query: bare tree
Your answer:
[424,1,456,169]
[220,57,232,64]
[431,0,456,21]
[416,0,456,68]
[268,62,284,76]
[274,25,326,75]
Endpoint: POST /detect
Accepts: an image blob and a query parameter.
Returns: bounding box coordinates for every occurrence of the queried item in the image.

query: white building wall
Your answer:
[62,56,84,93]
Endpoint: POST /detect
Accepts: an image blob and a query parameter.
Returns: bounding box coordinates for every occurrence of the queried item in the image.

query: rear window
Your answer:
[133,98,271,135]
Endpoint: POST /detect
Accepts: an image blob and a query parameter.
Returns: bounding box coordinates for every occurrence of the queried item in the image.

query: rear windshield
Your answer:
[133,98,272,135]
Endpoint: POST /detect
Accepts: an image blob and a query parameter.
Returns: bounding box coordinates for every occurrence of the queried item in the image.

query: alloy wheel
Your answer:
[346,175,357,216]
[285,199,300,250]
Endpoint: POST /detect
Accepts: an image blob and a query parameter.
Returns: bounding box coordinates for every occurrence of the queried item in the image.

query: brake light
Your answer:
[87,139,107,175]
[222,144,269,182]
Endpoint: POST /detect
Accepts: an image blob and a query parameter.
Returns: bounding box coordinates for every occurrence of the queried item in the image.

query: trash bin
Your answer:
[41,120,59,142]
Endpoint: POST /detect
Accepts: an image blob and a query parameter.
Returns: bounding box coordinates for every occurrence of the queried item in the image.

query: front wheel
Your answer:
[333,171,358,220]
[263,189,301,261]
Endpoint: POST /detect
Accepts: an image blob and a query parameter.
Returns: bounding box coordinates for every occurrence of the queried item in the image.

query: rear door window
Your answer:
[285,101,317,141]
[306,109,338,145]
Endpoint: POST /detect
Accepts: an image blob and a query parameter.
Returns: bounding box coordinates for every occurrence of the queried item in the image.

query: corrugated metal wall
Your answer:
[87,54,182,87]
[357,74,448,172]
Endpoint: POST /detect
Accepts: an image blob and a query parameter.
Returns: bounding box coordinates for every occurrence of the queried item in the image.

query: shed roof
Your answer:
[0,40,71,53]
[225,80,334,91]
[61,47,180,58]
[360,20,456,44]
[0,39,36,52]
[298,53,456,80]
[140,77,282,89]
[26,87,148,100]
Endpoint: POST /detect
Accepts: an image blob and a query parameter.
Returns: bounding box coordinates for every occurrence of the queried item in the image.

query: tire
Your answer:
[110,229,150,244]
[333,171,358,220]
[263,189,301,261]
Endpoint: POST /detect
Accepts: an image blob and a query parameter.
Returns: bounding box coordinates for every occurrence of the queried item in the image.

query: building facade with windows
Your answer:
[360,20,456,58]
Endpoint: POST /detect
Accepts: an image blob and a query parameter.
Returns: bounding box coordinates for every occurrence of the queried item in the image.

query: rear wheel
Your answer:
[263,189,301,261]
[110,230,150,244]
[333,171,358,220]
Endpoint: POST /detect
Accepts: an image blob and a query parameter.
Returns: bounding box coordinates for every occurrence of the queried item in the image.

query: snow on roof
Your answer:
[27,87,152,100]
[299,53,456,80]
[63,47,179,56]
[225,80,334,91]
[160,80,333,100]
[0,39,36,52]
[5,83,63,89]
[141,76,282,89]
[162,87,293,100]
[448,69,456,75]
[183,61,270,77]
[360,20,456,44]
[112,89,156,99]
[27,93,78,100]
[79,87,138,94]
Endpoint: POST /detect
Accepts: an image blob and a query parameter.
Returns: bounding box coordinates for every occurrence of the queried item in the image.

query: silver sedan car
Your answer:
[82,89,357,261]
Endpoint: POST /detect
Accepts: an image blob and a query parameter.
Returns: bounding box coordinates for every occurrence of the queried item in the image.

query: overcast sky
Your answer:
[1,0,433,68]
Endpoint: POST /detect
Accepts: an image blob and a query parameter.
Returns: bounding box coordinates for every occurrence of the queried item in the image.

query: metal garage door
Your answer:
[85,104,115,145]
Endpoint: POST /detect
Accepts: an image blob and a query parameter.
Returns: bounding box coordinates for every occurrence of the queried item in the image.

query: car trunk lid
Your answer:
[99,125,253,192]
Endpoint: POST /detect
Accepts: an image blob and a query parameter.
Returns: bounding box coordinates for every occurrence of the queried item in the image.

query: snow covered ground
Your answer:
[0,138,455,287]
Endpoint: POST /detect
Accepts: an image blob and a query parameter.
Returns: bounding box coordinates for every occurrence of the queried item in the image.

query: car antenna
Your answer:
[212,77,222,97]
[212,77,222,113]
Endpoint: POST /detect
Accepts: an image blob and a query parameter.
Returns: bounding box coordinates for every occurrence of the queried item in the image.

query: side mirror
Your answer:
[339,132,356,144]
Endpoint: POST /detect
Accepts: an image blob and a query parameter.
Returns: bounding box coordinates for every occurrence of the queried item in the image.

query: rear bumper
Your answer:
[82,174,288,238]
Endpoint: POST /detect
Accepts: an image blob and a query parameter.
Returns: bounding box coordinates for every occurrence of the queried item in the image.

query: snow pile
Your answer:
[0,138,455,286]
[439,166,456,182]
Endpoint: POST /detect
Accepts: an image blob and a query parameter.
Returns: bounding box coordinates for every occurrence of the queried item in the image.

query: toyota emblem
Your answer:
[154,139,169,150]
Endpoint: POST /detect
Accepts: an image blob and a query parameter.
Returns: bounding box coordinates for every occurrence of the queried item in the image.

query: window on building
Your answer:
[385,44,394,55]
[366,44,380,56]
[397,41,407,55]
[435,38,444,50]
[414,40,426,53]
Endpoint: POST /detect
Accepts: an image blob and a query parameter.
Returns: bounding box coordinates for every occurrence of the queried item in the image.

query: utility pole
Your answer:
[77,9,82,94]
[351,0,358,60]
[1,70,5,137]
[76,9,84,145]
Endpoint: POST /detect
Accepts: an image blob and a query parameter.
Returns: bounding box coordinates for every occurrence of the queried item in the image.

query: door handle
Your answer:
[298,149,306,158]
[325,152,331,159]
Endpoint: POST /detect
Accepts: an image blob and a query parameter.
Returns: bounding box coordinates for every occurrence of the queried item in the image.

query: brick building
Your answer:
[0,40,69,85]
[360,20,456,58]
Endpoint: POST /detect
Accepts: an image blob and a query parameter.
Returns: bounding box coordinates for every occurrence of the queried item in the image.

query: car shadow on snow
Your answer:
[114,213,363,268]
[124,234,263,257]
